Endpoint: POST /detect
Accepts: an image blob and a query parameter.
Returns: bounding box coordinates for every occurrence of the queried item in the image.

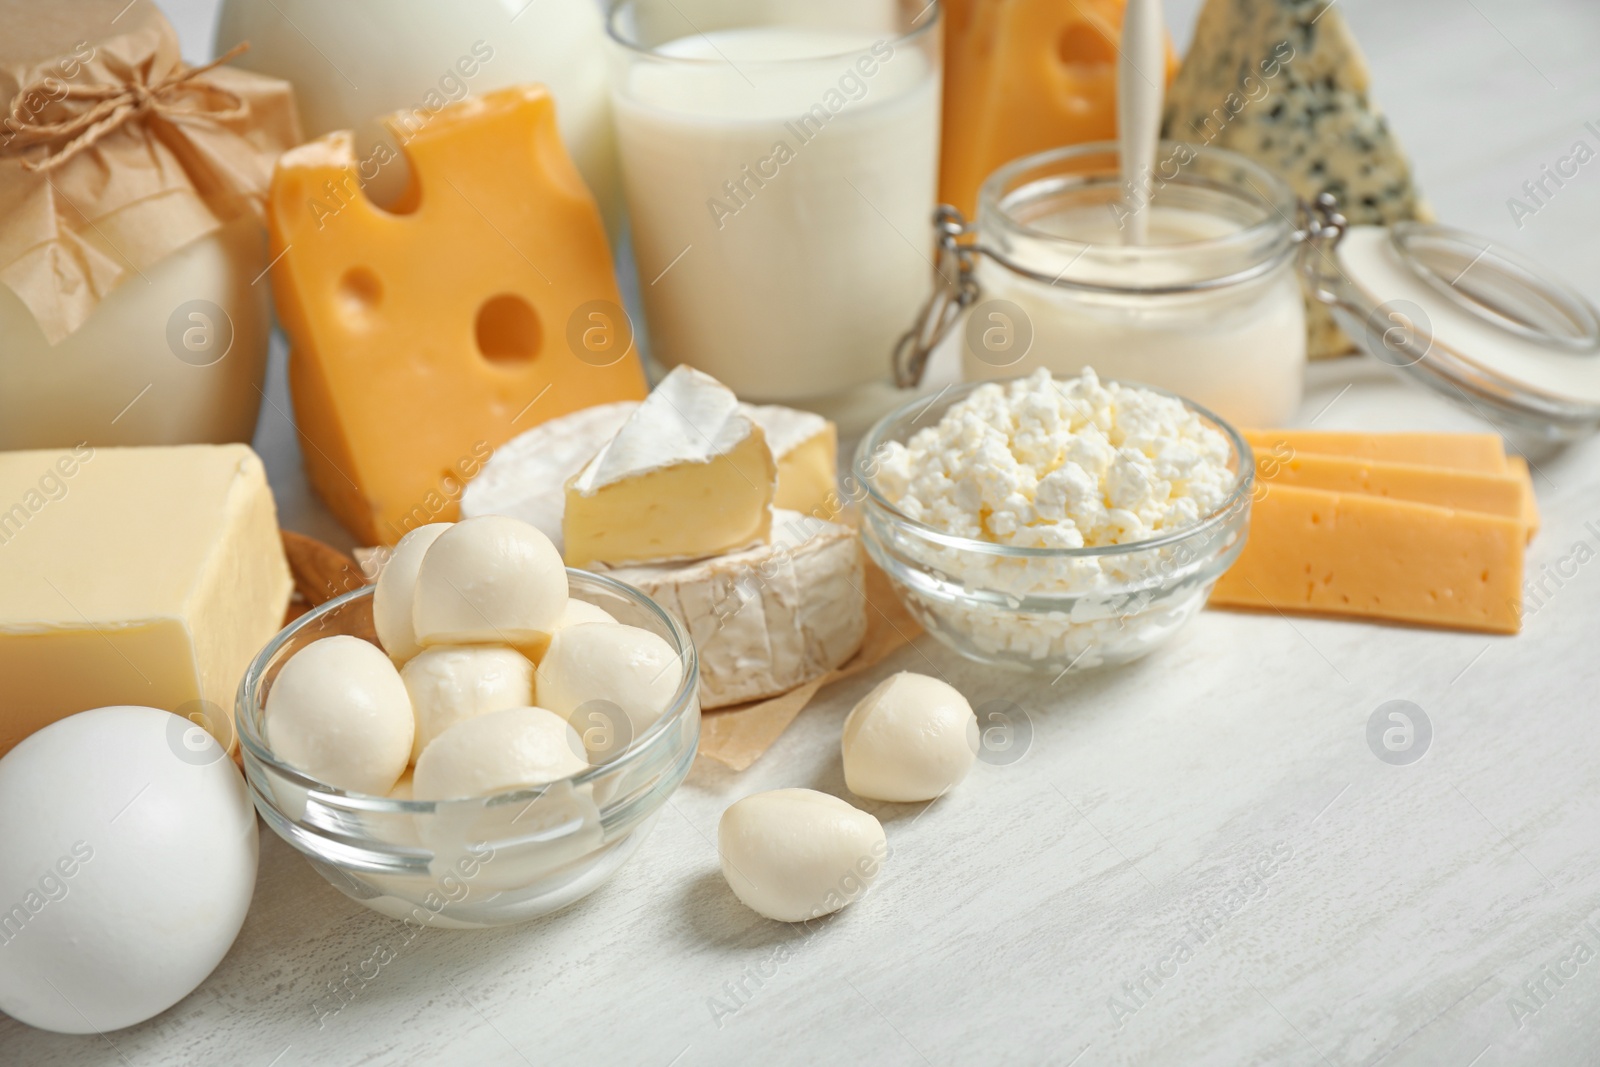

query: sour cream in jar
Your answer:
[962,142,1307,429]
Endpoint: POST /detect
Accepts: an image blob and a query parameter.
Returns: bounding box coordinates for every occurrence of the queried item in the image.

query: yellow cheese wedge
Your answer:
[743,404,839,517]
[0,444,292,756]
[1212,485,1523,633]
[1507,455,1541,541]
[268,86,647,546]
[1256,451,1524,521]
[939,0,1178,218]
[1244,430,1508,474]
[564,367,777,567]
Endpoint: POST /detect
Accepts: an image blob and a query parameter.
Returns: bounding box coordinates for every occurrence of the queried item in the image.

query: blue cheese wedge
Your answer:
[1162,0,1431,358]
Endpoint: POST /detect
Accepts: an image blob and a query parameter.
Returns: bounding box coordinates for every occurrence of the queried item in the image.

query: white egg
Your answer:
[535,622,683,746]
[841,672,979,802]
[0,707,257,1033]
[265,635,414,795]
[401,645,534,763]
[411,707,588,800]
[718,789,886,923]
[372,522,450,663]
[413,516,568,647]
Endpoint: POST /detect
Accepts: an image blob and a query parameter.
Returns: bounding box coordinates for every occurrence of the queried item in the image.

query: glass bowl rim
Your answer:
[604,0,942,66]
[234,571,701,815]
[855,374,1255,560]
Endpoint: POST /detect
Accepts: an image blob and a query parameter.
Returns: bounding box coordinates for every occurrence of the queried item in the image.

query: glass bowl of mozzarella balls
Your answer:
[235,515,700,927]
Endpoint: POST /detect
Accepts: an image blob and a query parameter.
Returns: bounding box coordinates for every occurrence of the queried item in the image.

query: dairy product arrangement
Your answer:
[0,0,1596,1060]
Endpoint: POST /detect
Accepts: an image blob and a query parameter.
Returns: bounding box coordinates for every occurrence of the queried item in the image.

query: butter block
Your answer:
[0,445,292,755]
[1212,484,1523,633]
[563,368,776,567]
[1257,451,1525,521]
[268,86,647,547]
[1244,430,1508,473]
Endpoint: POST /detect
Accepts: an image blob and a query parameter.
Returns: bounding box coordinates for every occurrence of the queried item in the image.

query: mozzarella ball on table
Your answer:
[841,672,978,802]
[413,516,568,646]
[0,707,257,1034]
[412,707,588,800]
[402,645,535,762]
[266,635,414,795]
[719,789,887,923]
[535,622,684,742]
[372,522,450,662]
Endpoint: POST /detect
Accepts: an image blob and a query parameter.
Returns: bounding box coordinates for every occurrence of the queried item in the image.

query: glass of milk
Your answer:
[966,142,1307,428]
[606,0,942,410]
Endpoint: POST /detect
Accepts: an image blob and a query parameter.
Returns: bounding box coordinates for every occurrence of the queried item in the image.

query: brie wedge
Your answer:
[742,403,838,517]
[563,367,777,567]
[596,510,867,708]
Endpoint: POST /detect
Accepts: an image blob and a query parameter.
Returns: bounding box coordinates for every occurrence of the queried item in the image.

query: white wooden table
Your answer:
[6,1,1600,1064]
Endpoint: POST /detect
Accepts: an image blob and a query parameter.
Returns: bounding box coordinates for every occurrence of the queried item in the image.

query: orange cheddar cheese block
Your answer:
[1256,452,1525,522]
[1244,430,1508,474]
[1212,485,1524,633]
[268,86,647,546]
[940,0,1178,218]
[1507,455,1541,540]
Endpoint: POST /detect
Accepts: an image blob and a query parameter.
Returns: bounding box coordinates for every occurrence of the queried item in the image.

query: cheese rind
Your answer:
[1244,430,1508,473]
[564,368,776,567]
[267,86,647,546]
[597,511,867,708]
[0,445,292,756]
[1257,452,1525,521]
[1211,485,1523,633]
[1162,0,1430,358]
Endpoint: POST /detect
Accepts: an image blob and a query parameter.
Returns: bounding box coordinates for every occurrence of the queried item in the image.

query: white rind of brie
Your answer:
[596,510,867,708]
[570,366,753,496]
[460,401,638,546]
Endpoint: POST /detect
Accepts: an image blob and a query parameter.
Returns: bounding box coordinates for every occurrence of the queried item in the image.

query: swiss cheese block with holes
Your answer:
[1210,484,1524,633]
[267,85,646,546]
[939,0,1178,218]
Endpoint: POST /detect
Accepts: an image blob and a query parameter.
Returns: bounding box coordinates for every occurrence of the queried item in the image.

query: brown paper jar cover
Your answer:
[0,0,301,344]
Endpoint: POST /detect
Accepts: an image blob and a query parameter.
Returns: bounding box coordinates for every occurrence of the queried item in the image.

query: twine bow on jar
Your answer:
[0,41,252,172]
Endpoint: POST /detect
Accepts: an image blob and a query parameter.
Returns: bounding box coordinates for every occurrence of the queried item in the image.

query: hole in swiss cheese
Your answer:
[475,294,542,365]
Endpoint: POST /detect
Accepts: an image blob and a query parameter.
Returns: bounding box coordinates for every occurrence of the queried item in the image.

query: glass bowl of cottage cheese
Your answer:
[857,368,1253,673]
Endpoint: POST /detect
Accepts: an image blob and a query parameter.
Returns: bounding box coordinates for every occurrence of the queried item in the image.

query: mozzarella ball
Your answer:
[388,771,414,801]
[719,789,886,922]
[522,597,618,662]
[0,708,256,1034]
[841,672,978,802]
[266,636,413,795]
[412,707,588,800]
[413,516,568,646]
[561,600,616,628]
[535,622,683,739]
[401,645,534,763]
[372,522,450,662]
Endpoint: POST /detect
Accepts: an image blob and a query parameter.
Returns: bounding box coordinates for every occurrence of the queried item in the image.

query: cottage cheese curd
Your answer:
[871,369,1242,667]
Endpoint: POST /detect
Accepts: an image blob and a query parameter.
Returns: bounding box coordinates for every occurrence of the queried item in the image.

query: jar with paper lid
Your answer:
[897,140,1307,429]
[0,0,297,451]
